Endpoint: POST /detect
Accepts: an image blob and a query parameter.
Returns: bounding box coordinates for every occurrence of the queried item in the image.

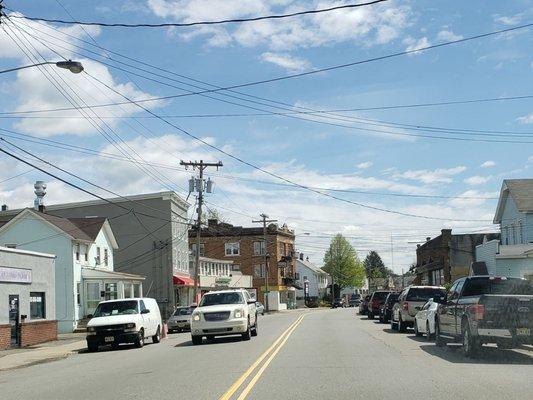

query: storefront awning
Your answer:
[173,274,194,286]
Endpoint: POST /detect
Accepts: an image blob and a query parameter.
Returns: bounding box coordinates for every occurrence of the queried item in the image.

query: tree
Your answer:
[323,234,366,293]
[363,251,388,281]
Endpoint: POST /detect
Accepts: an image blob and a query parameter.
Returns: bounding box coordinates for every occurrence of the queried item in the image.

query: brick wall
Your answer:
[20,320,58,347]
[0,324,10,350]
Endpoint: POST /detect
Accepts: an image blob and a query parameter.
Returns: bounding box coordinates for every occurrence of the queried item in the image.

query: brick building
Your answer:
[414,229,500,285]
[189,219,297,308]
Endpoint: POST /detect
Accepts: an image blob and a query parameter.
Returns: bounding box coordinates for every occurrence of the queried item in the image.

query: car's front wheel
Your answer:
[251,315,258,337]
[134,329,145,348]
[435,320,445,347]
[398,316,406,333]
[242,320,252,341]
[426,321,433,341]
[414,320,422,336]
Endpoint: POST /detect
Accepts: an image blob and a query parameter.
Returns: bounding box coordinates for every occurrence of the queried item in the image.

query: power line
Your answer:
[6,1,388,28]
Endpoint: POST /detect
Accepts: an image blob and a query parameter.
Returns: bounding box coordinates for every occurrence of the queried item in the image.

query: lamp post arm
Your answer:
[0,62,55,75]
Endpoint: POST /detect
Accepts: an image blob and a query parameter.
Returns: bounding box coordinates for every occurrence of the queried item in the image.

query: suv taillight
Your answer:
[471,304,485,321]
[402,302,409,311]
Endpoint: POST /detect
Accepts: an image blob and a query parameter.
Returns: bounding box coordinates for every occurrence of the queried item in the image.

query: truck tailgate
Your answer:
[479,294,533,331]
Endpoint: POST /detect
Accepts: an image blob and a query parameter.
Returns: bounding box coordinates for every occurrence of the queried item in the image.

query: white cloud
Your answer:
[356,161,373,170]
[147,0,412,51]
[0,15,162,137]
[393,166,466,184]
[493,13,523,26]
[464,175,492,185]
[260,52,311,72]
[517,113,533,124]
[448,190,498,208]
[437,30,463,42]
[403,36,430,54]
[480,161,496,168]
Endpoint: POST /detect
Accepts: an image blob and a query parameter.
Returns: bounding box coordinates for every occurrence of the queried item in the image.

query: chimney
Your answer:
[299,252,304,261]
[1,204,7,212]
[34,181,47,212]
[426,237,431,242]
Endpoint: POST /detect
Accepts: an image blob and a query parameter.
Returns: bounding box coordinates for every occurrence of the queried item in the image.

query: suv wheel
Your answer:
[242,320,252,341]
[191,335,202,345]
[462,323,480,358]
[398,316,406,333]
[390,316,397,331]
[368,311,374,320]
[251,315,258,337]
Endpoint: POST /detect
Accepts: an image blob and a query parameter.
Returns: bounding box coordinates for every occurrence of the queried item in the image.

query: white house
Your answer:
[0,208,144,333]
[295,254,329,306]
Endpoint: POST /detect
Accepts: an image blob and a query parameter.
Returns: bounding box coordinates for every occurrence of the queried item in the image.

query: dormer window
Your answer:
[104,249,109,266]
[96,247,101,266]
[75,244,80,261]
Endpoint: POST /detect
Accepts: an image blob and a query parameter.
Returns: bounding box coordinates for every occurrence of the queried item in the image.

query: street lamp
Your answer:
[0,60,84,75]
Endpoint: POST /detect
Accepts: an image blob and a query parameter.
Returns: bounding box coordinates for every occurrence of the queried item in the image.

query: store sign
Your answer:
[0,266,32,283]
[214,277,232,286]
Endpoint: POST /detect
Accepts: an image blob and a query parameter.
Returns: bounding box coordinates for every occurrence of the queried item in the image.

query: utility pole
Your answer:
[252,213,277,312]
[181,160,222,304]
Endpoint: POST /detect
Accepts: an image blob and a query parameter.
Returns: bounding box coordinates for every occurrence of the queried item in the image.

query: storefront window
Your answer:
[124,283,133,298]
[133,283,141,298]
[104,283,118,300]
[30,292,45,319]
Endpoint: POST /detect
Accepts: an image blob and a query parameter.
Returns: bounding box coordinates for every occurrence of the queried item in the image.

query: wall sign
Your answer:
[0,266,32,283]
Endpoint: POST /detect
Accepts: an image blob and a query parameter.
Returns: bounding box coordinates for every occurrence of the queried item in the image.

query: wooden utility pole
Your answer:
[180,160,222,303]
[252,213,277,312]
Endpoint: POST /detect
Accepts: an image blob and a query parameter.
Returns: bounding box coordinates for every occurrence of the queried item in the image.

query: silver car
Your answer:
[255,301,265,315]
[167,306,195,333]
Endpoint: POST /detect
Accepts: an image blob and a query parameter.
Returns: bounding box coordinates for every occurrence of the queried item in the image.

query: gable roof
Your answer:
[0,209,108,243]
[296,258,327,275]
[494,179,533,223]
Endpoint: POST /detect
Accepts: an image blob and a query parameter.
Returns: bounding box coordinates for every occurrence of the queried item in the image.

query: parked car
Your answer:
[86,298,162,352]
[435,276,533,357]
[358,294,371,315]
[255,301,265,315]
[332,298,346,308]
[391,286,446,332]
[167,305,196,333]
[413,298,441,339]
[379,292,399,323]
[348,294,361,307]
[190,289,258,345]
[367,290,392,319]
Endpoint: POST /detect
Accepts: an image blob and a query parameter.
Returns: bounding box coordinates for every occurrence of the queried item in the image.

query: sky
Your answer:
[0,0,532,272]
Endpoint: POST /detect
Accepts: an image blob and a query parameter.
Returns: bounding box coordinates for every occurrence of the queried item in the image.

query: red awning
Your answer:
[173,274,194,286]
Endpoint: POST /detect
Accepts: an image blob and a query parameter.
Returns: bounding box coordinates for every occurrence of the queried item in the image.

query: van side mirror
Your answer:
[141,309,150,314]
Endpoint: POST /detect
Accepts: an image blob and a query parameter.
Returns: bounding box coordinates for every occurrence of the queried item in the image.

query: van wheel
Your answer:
[191,335,202,345]
[152,326,161,343]
[87,342,98,352]
[251,316,258,337]
[135,329,145,348]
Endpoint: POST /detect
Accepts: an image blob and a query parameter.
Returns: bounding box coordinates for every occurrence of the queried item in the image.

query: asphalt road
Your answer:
[1,308,533,399]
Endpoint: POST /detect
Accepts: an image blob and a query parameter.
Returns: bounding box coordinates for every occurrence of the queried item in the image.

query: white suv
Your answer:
[190,289,258,345]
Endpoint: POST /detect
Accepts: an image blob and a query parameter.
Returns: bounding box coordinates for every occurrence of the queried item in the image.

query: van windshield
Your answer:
[93,301,138,317]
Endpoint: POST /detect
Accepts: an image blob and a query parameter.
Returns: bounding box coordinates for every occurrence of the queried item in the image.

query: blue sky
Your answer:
[0,0,532,271]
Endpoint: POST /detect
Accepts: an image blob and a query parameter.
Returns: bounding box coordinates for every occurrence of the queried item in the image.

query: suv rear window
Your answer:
[200,292,244,306]
[406,288,446,302]
[372,292,390,301]
[386,294,399,304]
[462,278,533,296]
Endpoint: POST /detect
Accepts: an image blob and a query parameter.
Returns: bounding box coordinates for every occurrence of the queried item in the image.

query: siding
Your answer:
[475,240,499,275]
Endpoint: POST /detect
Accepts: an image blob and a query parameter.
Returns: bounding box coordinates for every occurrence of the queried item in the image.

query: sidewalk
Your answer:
[0,333,86,372]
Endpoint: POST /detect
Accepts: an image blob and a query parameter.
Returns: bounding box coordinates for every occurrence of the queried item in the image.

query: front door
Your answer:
[9,295,19,347]
[85,282,101,316]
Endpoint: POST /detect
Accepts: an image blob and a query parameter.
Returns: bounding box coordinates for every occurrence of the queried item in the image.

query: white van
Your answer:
[86,298,162,352]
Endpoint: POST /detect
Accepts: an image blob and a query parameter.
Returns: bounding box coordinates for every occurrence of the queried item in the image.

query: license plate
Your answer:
[104,336,115,342]
[516,328,530,336]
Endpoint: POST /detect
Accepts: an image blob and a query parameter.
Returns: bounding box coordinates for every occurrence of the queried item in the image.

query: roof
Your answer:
[0,209,112,244]
[494,179,533,223]
[190,219,295,239]
[82,268,145,280]
[296,258,327,275]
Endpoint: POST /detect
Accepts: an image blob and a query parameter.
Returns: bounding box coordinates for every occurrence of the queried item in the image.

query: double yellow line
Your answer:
[218,314,307,400]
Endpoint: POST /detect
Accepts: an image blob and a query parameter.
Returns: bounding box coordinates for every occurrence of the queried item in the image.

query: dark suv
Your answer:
[367,291,392,319]
[379,292,399,323]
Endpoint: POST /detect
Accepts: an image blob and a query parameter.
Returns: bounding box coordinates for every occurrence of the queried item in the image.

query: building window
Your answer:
[96,247,101,265]
[104,283,118,300]
[232,264,241,272]
[83,245,88,262]
[253,241,266,256]
[518,220,523,244]
[191,243,205,256]
[104,249,109,266]
[124,283,133,298]
[254,264,266,278]
[133,283,141,298]
[76,283,81,305]
[30,292,45,319]
[75,244,80,261]
[225,242,240,256]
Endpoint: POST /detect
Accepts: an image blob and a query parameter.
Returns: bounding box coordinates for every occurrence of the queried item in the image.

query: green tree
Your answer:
[323,234,366,292]
[363,251,387,280]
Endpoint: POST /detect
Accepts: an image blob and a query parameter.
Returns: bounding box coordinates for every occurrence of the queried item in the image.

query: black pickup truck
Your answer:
[435,276,533,357]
